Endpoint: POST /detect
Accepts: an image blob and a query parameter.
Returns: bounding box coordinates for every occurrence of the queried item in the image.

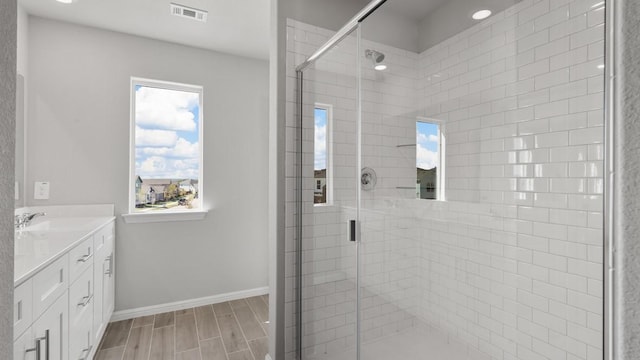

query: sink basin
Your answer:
[20,218,100,232]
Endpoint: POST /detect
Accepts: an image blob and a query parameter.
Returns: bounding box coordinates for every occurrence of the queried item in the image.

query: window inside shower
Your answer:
[314,104,332,205]
[416,120,443,200]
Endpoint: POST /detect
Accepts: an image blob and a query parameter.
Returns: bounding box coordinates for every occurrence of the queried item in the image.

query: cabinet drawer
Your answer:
[69,236,94,283]
[69,268,94,360]
[32,255,68,319]
[94,222,114,255]
[14,279,33,340]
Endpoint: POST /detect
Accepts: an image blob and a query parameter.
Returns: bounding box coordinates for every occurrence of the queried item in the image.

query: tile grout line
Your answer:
[244,298,268,343]
[192,306,203,360]
[142,323,154,360]
[213,304,231,360]
[120,320,134,360]
[144,315,156,360]
[230,300,257,360]
[173,310,177,360]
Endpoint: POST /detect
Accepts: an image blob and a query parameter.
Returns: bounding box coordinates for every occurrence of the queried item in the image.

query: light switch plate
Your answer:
[34,181,50,200]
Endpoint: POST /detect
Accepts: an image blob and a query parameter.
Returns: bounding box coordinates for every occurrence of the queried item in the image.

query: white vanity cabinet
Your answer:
[13,217,115,360]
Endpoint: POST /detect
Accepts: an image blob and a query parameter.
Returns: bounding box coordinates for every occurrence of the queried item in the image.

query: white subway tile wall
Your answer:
[285,0,604,359]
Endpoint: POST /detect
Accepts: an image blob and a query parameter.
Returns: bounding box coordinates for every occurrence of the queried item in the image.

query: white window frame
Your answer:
[417,117,446,201]
[314,103,333,206]
[123,77,207,223]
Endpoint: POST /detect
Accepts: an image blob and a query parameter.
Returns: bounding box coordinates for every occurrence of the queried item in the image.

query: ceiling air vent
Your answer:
[170,3,208,23]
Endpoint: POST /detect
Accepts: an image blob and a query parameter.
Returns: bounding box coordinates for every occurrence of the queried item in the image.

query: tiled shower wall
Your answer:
[415,0,604,359]
[285,0,605,359]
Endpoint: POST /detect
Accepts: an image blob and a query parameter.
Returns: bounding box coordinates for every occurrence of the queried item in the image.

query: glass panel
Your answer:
[298,28,359,360]
[357,1,605,360]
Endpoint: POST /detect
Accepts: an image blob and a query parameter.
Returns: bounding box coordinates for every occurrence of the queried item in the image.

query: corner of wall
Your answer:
[0,0,17,356]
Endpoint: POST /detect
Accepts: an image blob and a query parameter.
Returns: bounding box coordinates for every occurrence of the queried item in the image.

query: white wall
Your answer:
[15,6,28,207]
[0,0,16,356]
[26,17,270,311]
[17,5,28,76]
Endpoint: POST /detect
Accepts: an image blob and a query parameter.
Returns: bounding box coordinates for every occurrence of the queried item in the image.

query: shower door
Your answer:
[296,27,361,360]
[295,0,606,359]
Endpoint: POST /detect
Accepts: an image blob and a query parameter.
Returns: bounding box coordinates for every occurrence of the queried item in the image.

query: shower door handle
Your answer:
[349,220,356,242]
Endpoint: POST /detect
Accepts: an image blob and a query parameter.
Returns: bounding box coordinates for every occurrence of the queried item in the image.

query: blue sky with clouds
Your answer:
[135,85,200,180]
[417,122,439,170]
[314,108,327,170]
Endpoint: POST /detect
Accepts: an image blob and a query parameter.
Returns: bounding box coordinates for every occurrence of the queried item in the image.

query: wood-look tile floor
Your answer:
[95,295,269,360]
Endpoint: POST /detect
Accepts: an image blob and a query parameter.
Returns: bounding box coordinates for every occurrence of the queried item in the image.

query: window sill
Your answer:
[121,210,208,224]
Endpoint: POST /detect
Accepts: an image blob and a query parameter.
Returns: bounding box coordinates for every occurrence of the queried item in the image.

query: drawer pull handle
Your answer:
[78,294,94,307]
[26,329,50,360]
[76,253,93,263]
[78,345,93,360]
[105,255,113,276]
[25,339,41,360]
[38,330,50,360]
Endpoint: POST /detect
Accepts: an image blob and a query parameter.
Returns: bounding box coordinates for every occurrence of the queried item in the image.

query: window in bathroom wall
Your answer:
[314,104,332,205]
[127,78,204,217]
[416,120,444,200]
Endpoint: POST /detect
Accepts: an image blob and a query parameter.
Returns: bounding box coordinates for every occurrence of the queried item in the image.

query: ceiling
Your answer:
[19,0,522,61]
[19,0,271,60]
[372,0,449,21]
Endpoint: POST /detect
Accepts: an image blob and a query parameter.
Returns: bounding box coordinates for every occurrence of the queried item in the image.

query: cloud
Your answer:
[135,86,199,131]
[315,123,327,170]
[417,143,438,170]
[135,126,178,147]
[137,138,199,159]
[138,156,199,179]
[417,133,439,144]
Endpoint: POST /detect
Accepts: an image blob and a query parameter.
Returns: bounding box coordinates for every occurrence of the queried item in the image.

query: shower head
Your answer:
[365,49,387,71]
[365,49,385,63]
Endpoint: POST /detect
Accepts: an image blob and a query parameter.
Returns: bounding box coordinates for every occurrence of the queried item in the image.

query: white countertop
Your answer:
[14,216,115,286]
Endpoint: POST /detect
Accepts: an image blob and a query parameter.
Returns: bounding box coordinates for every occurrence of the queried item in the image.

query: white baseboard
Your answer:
[111,286,269,322]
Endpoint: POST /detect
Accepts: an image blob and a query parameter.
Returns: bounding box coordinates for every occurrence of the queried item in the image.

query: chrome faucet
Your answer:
[15,212,46,230]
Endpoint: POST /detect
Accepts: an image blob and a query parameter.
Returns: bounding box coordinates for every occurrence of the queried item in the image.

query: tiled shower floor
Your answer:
[307,326,489,360]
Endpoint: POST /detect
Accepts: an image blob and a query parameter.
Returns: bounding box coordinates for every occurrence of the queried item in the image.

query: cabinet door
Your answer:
[14,327,35,360]
[32,291,68,360]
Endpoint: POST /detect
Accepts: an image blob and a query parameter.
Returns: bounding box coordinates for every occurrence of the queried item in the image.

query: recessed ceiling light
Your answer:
[472,9,492,20]
[374,64,387,71]
[56,0,74,3]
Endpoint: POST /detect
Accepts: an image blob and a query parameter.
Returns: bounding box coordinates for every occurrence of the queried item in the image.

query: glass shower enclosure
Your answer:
[290,0,606,359]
